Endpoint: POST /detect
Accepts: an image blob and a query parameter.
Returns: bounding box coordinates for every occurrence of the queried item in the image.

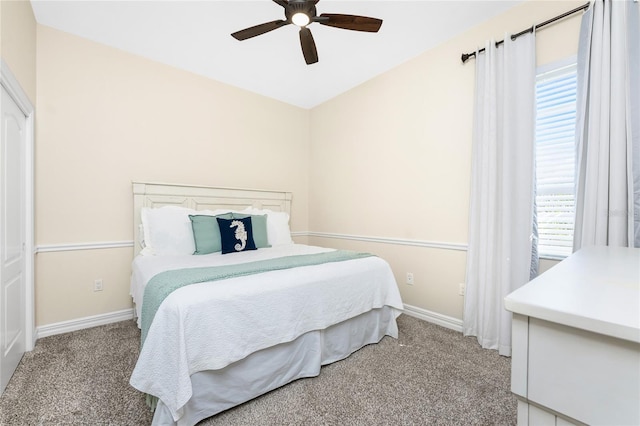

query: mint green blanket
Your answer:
[141,250,373,346]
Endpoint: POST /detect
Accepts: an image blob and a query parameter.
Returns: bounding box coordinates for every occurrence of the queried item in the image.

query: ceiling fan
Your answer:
[231,0,383,65]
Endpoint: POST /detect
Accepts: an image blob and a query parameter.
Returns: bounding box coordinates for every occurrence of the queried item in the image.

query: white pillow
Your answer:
[138,224,146,249]
[141,206,198,255]
[140,207,252,255]
[241,207,293,246]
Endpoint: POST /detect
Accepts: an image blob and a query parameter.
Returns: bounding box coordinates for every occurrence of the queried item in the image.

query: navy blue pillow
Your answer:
[216,216,257,254]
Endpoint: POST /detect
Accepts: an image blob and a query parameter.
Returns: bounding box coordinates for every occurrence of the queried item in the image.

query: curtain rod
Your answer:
[460,2,590,63]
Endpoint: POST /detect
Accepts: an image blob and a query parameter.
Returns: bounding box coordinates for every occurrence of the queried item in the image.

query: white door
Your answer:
[0,85,26,394]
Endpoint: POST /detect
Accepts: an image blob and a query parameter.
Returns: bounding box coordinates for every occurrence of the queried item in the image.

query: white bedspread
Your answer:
[129,244,403,422]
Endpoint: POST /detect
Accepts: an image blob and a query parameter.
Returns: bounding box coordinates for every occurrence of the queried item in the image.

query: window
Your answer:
[535,60,577,259]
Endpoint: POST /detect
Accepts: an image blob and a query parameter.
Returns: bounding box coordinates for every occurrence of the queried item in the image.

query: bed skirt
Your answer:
[151,306,400,426]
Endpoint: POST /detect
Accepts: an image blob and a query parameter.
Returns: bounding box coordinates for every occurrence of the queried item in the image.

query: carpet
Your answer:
[0,314,515,425]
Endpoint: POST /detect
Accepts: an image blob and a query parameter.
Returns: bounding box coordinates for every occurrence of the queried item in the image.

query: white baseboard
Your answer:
[33,305,461,340]
[402,304,463,333]
[36,308,135,339]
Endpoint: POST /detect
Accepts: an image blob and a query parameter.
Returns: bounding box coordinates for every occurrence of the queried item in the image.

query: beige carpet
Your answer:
[0,315,515,425]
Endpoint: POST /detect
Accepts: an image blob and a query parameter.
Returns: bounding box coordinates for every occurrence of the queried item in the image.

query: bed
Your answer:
[128,182,404,426]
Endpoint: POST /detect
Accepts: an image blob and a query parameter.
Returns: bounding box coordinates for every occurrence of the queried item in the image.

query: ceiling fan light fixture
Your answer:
[291,12,310,27]
[230,0,383,65]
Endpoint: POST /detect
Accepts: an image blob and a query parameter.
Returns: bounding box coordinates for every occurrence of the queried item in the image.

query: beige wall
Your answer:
[308,0,582,320]
[1,0,37,103]
[35,26,310,326]
[33,0,579,327]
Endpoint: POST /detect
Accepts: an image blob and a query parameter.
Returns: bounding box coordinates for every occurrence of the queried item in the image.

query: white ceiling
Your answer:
[30,0,522,109]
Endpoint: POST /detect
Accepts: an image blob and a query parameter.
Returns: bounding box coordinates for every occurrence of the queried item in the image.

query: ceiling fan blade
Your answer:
[317,13,383,32]
[231,20,289,41]
[299,27,318,65]
[272,0,288,8]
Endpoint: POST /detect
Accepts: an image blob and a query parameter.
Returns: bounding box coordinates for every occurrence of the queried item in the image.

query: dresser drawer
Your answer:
[527,318,640,425]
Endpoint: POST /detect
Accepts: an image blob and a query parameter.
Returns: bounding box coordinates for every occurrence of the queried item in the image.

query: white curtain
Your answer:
[464,32,537,357]
[574,0,640,249]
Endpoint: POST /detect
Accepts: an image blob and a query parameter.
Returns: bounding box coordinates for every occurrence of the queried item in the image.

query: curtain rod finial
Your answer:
[461,53,470,63]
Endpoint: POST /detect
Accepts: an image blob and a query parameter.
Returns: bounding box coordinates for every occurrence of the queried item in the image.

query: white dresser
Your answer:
[505,246,640,426]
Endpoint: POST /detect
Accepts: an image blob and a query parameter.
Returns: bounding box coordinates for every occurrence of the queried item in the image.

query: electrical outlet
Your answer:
[94,279,103,292]
[406,272,414,285]
[458,283,465,296]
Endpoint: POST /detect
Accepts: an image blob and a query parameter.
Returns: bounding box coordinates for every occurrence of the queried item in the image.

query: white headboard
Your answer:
[132,182,292,256]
